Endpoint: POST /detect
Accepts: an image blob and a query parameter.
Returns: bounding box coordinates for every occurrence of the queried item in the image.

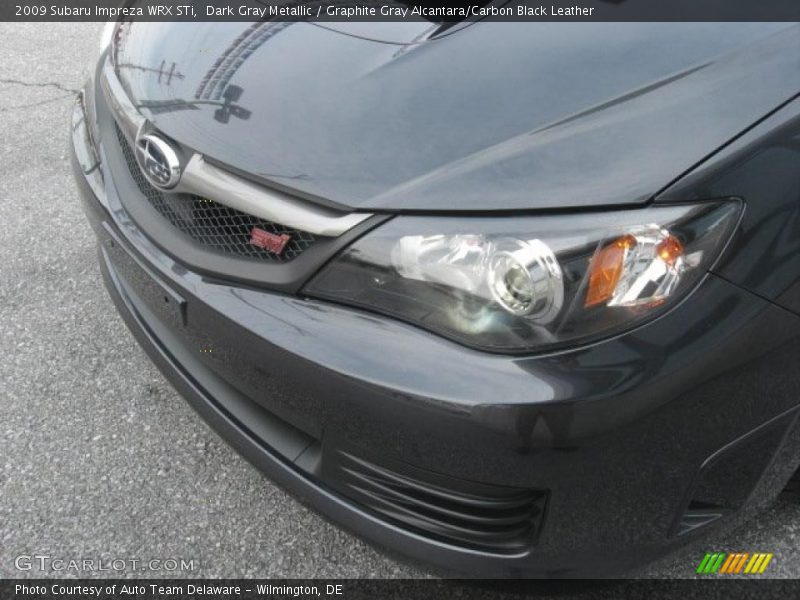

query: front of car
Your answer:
[71,21,800,576]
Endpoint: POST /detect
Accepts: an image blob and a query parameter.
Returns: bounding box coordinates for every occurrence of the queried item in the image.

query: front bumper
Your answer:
[71,93,800,578]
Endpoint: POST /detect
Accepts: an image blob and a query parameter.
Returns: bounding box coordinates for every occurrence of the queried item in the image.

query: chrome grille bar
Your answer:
[101,58,373,238]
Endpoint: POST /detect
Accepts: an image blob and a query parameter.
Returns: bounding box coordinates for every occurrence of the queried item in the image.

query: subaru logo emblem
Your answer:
[134,132,181,190]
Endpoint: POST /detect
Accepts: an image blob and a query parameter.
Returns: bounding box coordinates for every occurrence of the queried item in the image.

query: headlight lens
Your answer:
[305,201,741,353]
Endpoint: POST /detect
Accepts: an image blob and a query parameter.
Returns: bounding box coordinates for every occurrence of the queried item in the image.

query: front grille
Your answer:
[115,122,317,262]
[328,450,547,554]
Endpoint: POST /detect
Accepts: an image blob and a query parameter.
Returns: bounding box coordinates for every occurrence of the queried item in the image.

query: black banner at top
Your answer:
[5,0,800,22]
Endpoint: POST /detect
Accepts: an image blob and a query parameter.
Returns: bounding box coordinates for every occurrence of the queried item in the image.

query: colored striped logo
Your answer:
[696,552,773,574]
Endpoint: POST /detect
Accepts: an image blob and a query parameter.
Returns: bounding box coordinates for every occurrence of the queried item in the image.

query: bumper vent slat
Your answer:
[342,467,536,527]
[327,450,547,554]
[114,122,318,262]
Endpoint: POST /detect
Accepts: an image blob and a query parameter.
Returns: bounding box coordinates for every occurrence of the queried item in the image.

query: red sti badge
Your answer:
[250,228,291,255]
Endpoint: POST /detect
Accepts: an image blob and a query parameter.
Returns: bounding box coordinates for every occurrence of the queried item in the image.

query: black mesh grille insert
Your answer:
[114,122,318,262]
[327,450,547,554]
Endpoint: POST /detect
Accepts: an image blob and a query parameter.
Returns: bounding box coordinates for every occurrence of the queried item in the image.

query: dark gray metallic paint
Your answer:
[70,21,800,576]
[114,22,799,211]
[657,97,800,315]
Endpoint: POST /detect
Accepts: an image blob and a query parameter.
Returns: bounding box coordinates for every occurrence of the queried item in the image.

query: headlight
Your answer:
[304,201,741,353]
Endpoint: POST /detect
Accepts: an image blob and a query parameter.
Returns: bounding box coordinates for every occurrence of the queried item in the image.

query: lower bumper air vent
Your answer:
[324,449,547,554]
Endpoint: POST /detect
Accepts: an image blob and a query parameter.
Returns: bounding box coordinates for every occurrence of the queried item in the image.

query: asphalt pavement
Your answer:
[1,22,799,583]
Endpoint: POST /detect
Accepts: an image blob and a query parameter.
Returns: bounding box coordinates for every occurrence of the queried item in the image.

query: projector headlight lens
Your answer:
[305,201,741,353]
[487,239,563,320]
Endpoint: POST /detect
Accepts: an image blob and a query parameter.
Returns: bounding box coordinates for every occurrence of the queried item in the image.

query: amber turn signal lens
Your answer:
[656,234,684,266]
[584,235,636,308]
